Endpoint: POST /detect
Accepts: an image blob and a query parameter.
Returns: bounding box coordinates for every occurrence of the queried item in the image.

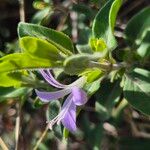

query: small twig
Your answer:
[15,103,21,150]
[33,124,49,150]
[19,0,25,22]
[70,10,78,43]
[0,137,9,150]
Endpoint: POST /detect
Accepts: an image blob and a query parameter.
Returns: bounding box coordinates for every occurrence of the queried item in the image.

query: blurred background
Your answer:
[0,0,150,150]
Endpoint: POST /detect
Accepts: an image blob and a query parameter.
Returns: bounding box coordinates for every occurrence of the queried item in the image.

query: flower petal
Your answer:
[35,88,71,102]
[68,76,86,88]
[61,96,77,132]
[40,70,66,88]
[72,87,87,106]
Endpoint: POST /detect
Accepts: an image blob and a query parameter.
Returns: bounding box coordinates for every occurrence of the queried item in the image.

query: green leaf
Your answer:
[64,53,105,75]
[0,53,61,73]
[124,7,150,46]
[95,80,122,117]
[31,7,53,25]
[76,44,93,54]
[0,72,24,87]
[137,29,150,58]
[64,54,90,75]
[72,4,94,20]
[0,87,31,102]
[123,68,150,115]
[20,36,63,61]
[86,69,103,83]
[92,0,122,49]
[85,78,101,96]
[18,22,74,55]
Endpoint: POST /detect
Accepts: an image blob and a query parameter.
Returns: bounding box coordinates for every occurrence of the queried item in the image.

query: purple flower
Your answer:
[35,70,87,132]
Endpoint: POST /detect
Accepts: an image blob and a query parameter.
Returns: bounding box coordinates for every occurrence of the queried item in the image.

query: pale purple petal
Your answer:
[72,87,87,106]
[61,96,77,132]
[40,70,66,88]
[35,88,71,103]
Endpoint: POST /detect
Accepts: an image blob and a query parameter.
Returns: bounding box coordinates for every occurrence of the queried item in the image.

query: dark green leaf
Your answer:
[72,4,94,20]
[124,7,150,46]
[31,7,53,25]
[137,29,150,58]
[0,87,31,102]
[123,68,150,115]
[95,80,122,118]
[119,137,150,150]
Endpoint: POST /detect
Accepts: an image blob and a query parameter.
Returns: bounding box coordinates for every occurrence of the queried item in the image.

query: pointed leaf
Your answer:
[92,0,122,49]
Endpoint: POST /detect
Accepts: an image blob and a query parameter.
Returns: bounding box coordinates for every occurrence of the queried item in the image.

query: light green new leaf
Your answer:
[20,36,63,61]
[0,87,31,102]
[124,7,150,46]
[0,53,61,73]
[92,0,122,50]
[18,22,74,55]
[123,68,150,115]
[0,72,24,87]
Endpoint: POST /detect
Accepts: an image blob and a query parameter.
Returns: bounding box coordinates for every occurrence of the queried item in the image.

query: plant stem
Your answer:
[33,124,49,150]
[89,61,127,71]
[0,137,9,150]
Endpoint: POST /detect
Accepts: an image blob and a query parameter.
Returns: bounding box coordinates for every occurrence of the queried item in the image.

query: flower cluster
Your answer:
[35,70,87,132]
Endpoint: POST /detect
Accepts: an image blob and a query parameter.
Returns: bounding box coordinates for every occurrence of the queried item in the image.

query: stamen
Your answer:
[46,95,73,130]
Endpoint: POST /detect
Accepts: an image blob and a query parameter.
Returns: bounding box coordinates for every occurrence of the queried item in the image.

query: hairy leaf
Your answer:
[0,53,61,73]
[64,54,90,75]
